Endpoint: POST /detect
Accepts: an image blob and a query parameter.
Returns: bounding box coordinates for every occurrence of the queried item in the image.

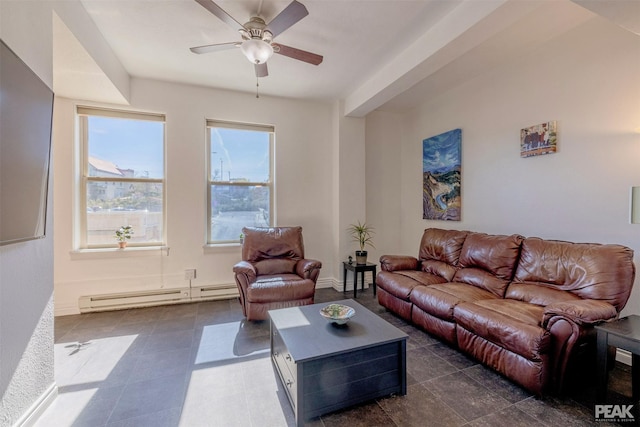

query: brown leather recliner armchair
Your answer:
[233,226,322,321]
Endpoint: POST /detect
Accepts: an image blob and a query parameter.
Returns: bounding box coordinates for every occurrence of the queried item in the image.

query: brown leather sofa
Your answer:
[377,228,635,394]
[233,226,322,321]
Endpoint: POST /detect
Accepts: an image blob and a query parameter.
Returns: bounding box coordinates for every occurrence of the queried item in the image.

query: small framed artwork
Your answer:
[423,128,461,221]
[520,121,557,158]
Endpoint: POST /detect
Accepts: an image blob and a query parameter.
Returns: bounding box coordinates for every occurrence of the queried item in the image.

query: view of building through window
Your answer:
[207,122,273,243]
[79,108,165,247]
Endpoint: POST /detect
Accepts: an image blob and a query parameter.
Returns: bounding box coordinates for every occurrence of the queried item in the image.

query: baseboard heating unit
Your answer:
[191,284,239,300]
[79,284,239,313]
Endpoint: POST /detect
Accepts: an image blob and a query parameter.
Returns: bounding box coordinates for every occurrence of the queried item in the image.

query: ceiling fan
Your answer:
[190,0,323,78]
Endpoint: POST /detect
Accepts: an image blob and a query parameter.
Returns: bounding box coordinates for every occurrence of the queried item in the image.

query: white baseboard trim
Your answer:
[14,383,57,427]
[315,277,335,289]
[329,277,371,293]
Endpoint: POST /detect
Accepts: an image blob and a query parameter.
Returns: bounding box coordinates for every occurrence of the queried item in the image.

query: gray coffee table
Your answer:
[269,299,407,426]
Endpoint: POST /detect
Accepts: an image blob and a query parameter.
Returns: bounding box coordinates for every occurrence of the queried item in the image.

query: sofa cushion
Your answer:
[505,282,581,306]
[514,238,636,312]
[377,270,446,300]
[410,282,497,321]
[454,301,550,360]
[242,226,304,263]
[254,259,297,275]
[246,274,315,303]
[421,260,458,282]
[418,228,468,266]
[453,232,524,297]
[472,299,545,327]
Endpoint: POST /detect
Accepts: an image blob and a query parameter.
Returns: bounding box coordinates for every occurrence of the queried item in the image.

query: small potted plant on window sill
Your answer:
[115,225,134,249]
[348,221,375,264]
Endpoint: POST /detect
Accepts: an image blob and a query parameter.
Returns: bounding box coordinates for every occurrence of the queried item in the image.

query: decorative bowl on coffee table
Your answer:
[320,303,355,325]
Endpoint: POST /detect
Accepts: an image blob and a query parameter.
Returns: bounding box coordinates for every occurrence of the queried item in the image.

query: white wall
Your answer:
[366,16,640,315]
[0,2,55,425]
[53,78,341,314]
[365,110,404,263]
[331,102,366,279]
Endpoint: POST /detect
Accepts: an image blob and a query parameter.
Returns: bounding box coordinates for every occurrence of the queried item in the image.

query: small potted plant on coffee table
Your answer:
[348,221,375,264]
[115,225,134,249]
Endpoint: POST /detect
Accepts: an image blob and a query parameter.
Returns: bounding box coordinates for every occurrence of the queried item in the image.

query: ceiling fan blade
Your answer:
[190,41,240,54]
[194,0,245,32]
[255,63,268,78]
[274,44,323,66]
[266,0,309,37]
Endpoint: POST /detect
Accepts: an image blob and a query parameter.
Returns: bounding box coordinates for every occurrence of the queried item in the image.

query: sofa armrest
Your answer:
[233,261,257,285]
[380,255,419,272]
[542,299,618,328]
[296,259,322,282]
[542,299,618,393]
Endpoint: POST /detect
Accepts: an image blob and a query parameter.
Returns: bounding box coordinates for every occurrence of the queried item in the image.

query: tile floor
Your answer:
[36,287,636,427]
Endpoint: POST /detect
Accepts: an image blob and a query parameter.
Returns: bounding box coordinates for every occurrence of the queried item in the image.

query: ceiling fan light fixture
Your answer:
[240,39,274,64]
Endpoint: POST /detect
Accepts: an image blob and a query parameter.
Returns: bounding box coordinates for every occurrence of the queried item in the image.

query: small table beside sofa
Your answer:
[342,261,377,298]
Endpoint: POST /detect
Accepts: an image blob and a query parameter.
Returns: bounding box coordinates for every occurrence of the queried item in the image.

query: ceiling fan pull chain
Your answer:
[256,76,260,98]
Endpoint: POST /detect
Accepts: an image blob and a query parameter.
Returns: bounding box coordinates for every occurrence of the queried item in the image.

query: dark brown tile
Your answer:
[129,347,191,383]
[120,306,164,325]
[427,342,477,369]
[400,324,440,349]
[321,401,395,426]
[515,395,599,426]
[151,316,196,334]
[406,346,458,384]
[73,310,128,330]
[466,405,547,427]
[106,407,181,427]
[40,287,622,427]
[462,364,531,404]
[54,314,83,337]
[142,329,194,354]
[427,371,511,422]
[179,390,251,426]
[107,373,187,423]
[159,302,199,319]
[377,383,465,427]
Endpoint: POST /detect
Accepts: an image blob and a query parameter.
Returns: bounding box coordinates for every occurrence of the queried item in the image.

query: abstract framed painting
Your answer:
[520,120,557,158]
[423,128,461,221]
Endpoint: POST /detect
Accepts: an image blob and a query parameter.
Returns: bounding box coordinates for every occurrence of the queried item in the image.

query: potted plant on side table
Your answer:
[115,225,134,249]
[348,221,375,264]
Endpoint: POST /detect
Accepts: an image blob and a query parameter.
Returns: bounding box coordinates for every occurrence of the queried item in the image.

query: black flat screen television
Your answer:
[0,39,54,246]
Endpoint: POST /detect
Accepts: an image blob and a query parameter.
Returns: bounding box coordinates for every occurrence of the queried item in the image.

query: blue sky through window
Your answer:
[87,116,270,183]
[209,128,270,182]
[88,116,164,178]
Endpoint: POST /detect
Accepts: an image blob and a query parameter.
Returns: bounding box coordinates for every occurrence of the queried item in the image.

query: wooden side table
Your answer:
[595,315,640,401]
[342,261,377,298]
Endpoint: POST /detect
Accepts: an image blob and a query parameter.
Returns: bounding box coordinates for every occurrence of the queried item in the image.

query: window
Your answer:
[207,120,274,244]
[78,107,165,248]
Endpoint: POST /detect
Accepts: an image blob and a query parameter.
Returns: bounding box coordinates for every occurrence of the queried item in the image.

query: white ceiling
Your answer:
[53,0,639,115]
[76,0,459,100]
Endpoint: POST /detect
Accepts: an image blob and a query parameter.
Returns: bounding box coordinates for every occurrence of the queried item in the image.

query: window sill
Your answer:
[203,243,241,254]
[70,246,169,260]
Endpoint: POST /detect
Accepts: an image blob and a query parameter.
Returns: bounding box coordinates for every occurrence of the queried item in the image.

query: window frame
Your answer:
[77,106,167,249]
[206,119,275,245]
